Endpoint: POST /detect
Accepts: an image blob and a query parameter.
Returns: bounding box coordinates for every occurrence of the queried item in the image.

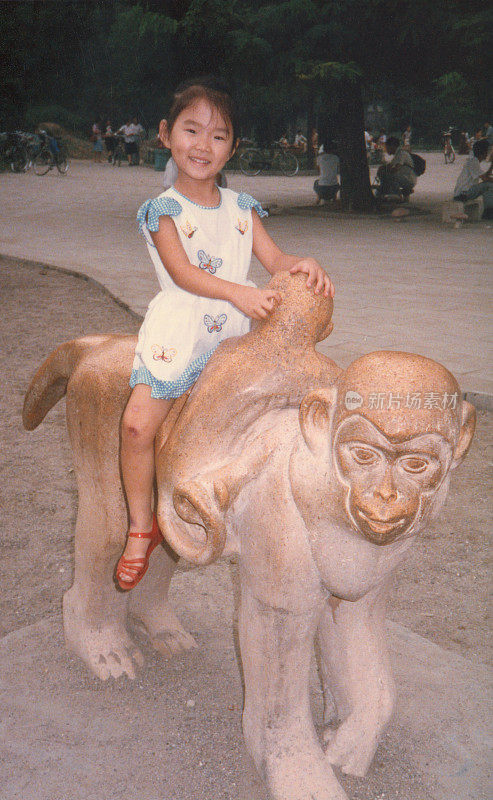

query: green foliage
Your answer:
[435,72,468,98]
[297,61,362,84]
[105,5,177,122]
[1,0,489,148]
[24,105,86,133]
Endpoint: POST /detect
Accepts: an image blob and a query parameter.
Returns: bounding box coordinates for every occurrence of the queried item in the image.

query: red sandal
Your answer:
[116,515,164,591]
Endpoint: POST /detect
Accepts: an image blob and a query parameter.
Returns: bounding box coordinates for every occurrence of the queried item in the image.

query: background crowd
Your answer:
[1,0,490,210]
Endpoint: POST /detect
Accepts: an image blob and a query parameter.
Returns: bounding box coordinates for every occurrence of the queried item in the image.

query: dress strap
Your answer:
[137,196,183,234]
[237,192,268,219]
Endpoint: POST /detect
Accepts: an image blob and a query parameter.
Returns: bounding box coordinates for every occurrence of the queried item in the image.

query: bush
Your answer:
[25,105,86,134]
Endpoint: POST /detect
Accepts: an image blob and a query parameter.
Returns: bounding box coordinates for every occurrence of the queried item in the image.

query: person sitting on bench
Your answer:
[453,138,493,217]
[376,136,417,199]
[314,137,340,205]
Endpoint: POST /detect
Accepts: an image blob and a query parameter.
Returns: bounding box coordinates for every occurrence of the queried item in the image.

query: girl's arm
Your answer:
[150,216,281,320]
[251,211,335,298]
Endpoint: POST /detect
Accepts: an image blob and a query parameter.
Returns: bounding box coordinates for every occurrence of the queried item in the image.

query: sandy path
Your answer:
[0,257,490,800]
[0,152,491,395]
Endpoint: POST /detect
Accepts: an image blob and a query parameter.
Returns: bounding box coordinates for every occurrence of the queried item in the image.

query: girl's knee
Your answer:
[122,406,155,446]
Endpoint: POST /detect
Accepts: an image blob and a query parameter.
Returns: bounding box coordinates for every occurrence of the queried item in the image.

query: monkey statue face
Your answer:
[297,352,476,551]
[333,415,453,544]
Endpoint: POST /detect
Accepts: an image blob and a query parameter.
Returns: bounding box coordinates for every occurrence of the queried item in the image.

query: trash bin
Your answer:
[154,150,168,171]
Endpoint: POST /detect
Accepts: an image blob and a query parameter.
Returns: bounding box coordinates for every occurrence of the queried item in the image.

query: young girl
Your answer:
[116,77,334,589]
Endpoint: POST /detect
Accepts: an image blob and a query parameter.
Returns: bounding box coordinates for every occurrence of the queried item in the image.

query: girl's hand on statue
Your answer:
[290,259,335,298]
[232,285,281,320]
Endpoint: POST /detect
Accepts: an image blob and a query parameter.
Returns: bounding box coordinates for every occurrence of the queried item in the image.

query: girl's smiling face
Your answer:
[160,98,235,184]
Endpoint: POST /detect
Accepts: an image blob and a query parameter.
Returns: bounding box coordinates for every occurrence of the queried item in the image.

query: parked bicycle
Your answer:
[110,134,125,166]
[239,141,299,176]
[0,131,32,172]
[442,127,456,164]
[33,131,69,175]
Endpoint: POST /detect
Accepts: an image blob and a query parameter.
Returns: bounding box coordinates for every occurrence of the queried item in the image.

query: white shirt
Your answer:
[454,154,480,196]
[317,153,339,186]
[118,123,143,143]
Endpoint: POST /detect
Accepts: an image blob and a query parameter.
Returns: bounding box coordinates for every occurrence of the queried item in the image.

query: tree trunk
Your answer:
[306,99,315,170]
[335,79,375,211]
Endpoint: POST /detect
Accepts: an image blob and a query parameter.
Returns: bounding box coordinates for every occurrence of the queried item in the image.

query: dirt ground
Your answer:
[1,257,491,799]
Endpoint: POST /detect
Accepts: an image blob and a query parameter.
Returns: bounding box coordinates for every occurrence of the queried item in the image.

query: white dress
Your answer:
[130,186,267,399]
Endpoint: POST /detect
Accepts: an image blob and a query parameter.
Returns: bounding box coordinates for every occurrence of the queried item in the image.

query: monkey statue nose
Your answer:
[373,470,398,502]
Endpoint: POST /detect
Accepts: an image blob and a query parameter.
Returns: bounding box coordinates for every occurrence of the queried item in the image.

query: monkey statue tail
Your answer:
[22,335,113,431]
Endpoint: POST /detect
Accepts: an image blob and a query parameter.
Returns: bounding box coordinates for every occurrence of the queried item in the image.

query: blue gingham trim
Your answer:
[237,192,268,218]
[130,347,217,399]
[137,197,183,234]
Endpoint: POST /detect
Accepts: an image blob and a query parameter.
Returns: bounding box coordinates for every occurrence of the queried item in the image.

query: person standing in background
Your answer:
[132,117,146,165]
[402,124,412,151]
[91,120,103,162]
[313,137,340,205]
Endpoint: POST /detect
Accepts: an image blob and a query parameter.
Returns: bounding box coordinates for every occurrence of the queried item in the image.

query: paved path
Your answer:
[1,153,492,395]
[1,599,490,800]
[1,166,491,800]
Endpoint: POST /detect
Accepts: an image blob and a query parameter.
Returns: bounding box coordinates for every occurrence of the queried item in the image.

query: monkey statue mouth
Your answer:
[352,507,411,545]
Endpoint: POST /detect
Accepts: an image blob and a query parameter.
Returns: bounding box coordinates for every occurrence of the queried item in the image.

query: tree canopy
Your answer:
[2,0,490,207]
[1,0,490,135]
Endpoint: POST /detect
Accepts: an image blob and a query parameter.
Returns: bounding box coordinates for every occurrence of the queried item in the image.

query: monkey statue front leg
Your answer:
[239,579,349,800]
[318,576,397,777]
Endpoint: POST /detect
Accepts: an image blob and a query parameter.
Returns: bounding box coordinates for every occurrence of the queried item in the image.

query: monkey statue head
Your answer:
[297,351,476,547]
[250,269,334,345]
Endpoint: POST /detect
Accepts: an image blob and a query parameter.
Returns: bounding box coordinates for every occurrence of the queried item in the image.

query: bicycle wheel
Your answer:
[33,150,52,175]
[10,147,28,173]
[239,149,263,176]
[447,149,456,164]
[56,149,69,174]
[278,150,298,176]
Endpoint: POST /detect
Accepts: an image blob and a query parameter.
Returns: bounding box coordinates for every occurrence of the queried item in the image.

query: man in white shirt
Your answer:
[313,138,340,204]
[453,139,493,215]
[118,117,145,165]
[294,130,307,152]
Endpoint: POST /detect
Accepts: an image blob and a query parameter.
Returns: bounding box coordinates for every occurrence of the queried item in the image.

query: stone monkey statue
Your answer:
[23,272,475,800]
[22,271,338,679]
[155,344,475,798]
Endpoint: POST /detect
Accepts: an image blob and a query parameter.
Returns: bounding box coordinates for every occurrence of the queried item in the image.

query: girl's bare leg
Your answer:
[119,384,174,580]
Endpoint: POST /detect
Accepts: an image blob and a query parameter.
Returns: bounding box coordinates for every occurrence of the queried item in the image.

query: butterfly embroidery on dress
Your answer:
[198,249,222,274]
[235,219,248,235]
[152,345,177,362]
[203,313,227,333]
[180,220,198,238]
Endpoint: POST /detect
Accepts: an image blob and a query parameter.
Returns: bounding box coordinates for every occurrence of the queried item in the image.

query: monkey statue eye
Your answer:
[399,455,429,474]
[349,446,379,466]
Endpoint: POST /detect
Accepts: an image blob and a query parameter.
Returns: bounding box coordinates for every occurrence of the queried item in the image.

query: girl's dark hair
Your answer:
[167,75,238,145]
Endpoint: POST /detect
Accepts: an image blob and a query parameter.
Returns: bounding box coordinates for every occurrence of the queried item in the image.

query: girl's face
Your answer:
[160,98,235,183]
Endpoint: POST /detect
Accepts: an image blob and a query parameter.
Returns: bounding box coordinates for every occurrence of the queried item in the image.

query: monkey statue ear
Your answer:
[299,386,337,456]
[452,400,476,469]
